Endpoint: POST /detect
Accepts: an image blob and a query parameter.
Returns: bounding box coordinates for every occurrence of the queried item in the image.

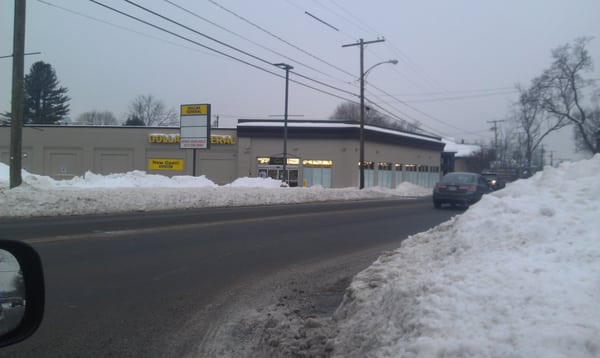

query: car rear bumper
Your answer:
[433,191,481,205]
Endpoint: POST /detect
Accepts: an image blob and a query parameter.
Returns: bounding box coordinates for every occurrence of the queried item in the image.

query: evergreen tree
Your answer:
[123,114,146,126]
[24,61,70,124]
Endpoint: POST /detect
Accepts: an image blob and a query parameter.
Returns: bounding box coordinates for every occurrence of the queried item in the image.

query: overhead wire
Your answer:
[87,0,357,103]
[380,89,518,103]
[163,0,354,87]
[206,0,356,79]
[36,0,216,57]
[46,0,451,136]
[323,0,450,92]
[123,0,357,98]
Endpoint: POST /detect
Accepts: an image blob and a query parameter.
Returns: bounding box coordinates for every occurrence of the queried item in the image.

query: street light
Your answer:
[358,59,397,189]
[274,63,293,185]
[364,59,399,77]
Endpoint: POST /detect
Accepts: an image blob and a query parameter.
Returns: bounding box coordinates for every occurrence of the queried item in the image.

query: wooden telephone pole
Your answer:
[10,0,26,188]
[342,38,385,189]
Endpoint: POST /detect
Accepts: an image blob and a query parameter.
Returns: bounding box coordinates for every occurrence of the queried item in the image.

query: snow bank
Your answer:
[329,155,600,357]
[0,163,430,218]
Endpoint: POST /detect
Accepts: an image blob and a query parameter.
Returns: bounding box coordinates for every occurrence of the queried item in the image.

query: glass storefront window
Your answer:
[395,163,404,186]
[378,162,393,188]
[303,159,332,187]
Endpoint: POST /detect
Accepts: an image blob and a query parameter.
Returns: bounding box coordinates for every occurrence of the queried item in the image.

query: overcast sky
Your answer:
[2,0,599,161]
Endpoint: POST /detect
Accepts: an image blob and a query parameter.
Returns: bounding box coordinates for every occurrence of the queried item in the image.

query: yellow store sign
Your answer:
[148,134,235,145]
[181,104,208,115]
[148,159,184,171]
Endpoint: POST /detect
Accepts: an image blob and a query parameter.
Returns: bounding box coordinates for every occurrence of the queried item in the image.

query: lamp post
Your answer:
[343,38,397,189]
[274,63,293,184]
[358,59,398,189]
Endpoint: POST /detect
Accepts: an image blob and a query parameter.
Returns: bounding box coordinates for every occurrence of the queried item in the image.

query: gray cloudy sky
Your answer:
[2,0,599,161]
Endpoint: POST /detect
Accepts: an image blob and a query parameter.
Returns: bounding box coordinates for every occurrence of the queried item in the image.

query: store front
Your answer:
[1,120,445,188]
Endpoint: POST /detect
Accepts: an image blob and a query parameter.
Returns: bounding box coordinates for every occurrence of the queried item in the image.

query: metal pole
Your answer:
[359,39,365,189]
[283,66,290,181]
[10,0,26,188]
[274,63,293,185]
[192,149,197,176]
[342,38,385,189]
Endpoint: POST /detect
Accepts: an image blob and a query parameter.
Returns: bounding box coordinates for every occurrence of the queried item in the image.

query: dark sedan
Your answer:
[433,172,491,208]
[481,172,506,191]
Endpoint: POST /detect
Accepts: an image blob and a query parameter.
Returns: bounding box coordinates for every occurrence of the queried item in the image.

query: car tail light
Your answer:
[434,183,446,190]
[459,185,477,191]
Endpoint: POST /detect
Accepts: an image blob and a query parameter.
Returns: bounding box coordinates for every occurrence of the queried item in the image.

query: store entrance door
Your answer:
[258,166,299,187]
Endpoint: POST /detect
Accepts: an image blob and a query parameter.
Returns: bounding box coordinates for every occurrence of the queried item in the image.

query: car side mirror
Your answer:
[0,240,44,348]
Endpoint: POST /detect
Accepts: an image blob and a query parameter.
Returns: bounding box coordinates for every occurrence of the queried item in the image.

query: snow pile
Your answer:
[330,155,600,357]
[225,177,284,188]
[394,181,433,196]
[0,163,429,218]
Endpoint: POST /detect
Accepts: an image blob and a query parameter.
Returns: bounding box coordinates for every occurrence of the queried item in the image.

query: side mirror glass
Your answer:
[0,241,44,348]
[0,249,26,335]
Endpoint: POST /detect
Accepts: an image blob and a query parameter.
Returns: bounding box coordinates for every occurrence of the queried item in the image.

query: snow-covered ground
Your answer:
[331,155,600,357]
[1,156,599,357]
[0,163,430,218]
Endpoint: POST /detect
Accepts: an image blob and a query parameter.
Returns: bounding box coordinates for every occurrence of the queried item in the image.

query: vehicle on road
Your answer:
[481,172,506,191]
[433,172,491,208]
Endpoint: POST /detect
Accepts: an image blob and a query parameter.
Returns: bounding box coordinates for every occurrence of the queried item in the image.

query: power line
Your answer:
[87,0,357,104]
[379,89,518,103]
[206,0,356,78]
[387,86,517,97]
[323,0,451,92]
[124,0,357,98]
[324,0,382,39]
[365,83,482,135]
[283,0,356,42]
[163,0,352,86]
[54,0,439,130]
[36,0,215,57]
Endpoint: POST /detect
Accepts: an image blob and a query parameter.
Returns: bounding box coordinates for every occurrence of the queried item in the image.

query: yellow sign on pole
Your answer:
[181,104,208,116]
[148,159,184,171]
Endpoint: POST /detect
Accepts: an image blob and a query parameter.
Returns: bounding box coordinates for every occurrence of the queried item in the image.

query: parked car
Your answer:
[481,172,506,191]
[433,172,491,208]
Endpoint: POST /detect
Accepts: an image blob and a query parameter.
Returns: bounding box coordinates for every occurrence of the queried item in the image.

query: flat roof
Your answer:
[237,120,444,147]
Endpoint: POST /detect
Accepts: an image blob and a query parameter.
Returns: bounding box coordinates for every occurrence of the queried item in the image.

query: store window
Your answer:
[418,165,429,187]
[377,162,393,188]
[429,166,440,187]
[394,163,404,187]
[404,164,418,185]
[303,159,333,188]
[358,161,375,187]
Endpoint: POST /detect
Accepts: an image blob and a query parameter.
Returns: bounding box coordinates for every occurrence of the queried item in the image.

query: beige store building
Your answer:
[0,120,445,188]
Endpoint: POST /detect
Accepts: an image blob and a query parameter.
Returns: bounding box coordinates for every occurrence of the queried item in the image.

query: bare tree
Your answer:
[128,94,177,127]
[512,82,569,169]
[329,101,421,132]
[573,106,600,152]
[75,110,118,126]
[538,37,599,154]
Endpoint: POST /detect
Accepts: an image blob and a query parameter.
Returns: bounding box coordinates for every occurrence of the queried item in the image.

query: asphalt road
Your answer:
[0,198,457,357]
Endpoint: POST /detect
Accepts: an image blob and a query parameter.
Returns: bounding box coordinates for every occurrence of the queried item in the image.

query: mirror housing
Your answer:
[0,240,44,348]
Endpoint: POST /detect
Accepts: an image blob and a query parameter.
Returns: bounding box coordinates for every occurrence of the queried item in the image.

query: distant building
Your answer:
[442,138,481,173]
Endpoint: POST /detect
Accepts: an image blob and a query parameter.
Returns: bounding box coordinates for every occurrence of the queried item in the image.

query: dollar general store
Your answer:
[0,120,446,188]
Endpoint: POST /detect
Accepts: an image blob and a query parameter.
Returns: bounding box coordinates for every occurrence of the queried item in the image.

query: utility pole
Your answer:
[10,0,26,188]
[487,119,506,160]
[274,63,293,185]
[342,38,385,189]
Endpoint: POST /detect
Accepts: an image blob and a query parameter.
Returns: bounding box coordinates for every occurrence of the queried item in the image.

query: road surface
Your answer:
[0,198,457,357]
